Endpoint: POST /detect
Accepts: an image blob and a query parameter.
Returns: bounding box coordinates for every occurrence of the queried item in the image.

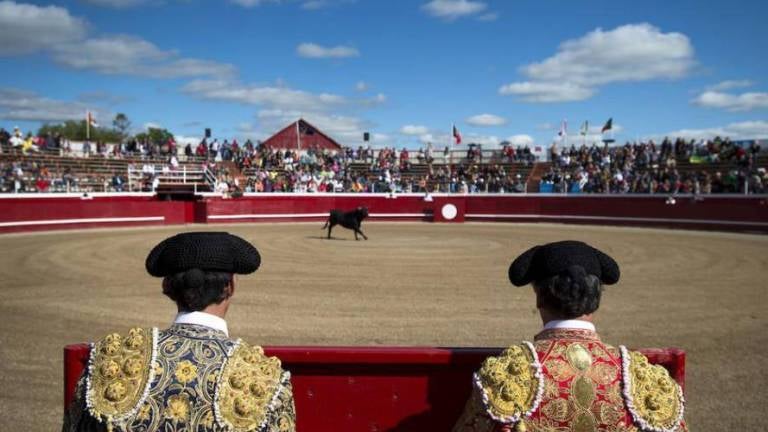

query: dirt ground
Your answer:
[0,222,765,431]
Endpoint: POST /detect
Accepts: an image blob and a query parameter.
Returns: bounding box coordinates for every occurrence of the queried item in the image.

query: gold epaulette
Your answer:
[86,327,158,424]
[620,347,685,432]
[475,342,544,427]
[214,341,289,431]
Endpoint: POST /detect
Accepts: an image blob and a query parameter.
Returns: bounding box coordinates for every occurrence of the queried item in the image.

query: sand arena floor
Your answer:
[0,222,765,431]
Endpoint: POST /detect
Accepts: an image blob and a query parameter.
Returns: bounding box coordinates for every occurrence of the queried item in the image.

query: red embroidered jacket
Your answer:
[453,328,687,432]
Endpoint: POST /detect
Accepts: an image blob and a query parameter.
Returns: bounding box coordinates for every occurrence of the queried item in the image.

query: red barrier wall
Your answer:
[0,195,193,233]
[464,195,768,231]
[204,194,434,223]
[64,344,685,432]
[203,194,768,232]
[1,194,766,234]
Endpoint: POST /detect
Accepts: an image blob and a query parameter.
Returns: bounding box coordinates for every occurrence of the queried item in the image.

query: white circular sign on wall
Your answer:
[441,203,458,220]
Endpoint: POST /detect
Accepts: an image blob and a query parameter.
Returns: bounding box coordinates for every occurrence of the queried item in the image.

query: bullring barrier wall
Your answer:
[64,343,686,432]
[1,193,766,234]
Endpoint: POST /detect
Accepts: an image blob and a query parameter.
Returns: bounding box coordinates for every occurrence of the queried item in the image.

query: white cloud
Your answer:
[354,92,387,107]
[400,125,430,135]
[0,88,95,122]
[506,134,534,146]
[143,122,162,130]
[52,36,236,79]
[418,133,435,144]
[692,90,768,112]
[422,0,487,21]
[499,23,695,103]
[235,122,267,141]
[464,133,501,147]
[499,81,594,102]
[77,91,130,107]
[355,81,368,92]
[706,80,754,92]
[0,3,234,79]
[183,79,347,112]
[477,12,497,21]
[174,135,203,146]
[301,0,357,10]
[183,78,385,144]
[661,120,768,140]
[231,0,354,9]
[536,122,554,131]
[0,1,87,55]
[301,0,327,9]
[466,113,507,127]
[229,0,280,7]
[297,42,359,59]
[80,0,148,8]
[366,93,387,105]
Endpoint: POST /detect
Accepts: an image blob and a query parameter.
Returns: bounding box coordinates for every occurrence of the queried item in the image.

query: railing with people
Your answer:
[127,164,216,192]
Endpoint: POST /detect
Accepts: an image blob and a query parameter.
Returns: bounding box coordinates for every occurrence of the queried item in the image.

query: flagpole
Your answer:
[86,111,90,141]
[563,119,567,149]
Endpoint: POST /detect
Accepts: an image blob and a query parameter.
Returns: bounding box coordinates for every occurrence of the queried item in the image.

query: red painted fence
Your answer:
[64,344,685,432]
[1,193,766,233]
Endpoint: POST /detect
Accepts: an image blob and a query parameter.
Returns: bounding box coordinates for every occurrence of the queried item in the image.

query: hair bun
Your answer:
[183,268,205,289]
[566,265,587,280]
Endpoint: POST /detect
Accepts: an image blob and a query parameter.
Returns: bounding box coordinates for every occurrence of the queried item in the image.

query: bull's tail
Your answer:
[321,219,329,229]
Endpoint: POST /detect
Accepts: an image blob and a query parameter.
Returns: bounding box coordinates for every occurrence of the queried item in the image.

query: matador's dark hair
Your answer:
[162,269,233,312]
[533,265,602,319]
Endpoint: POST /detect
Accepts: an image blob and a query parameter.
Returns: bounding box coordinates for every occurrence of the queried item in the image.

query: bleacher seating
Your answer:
[0,145,212,193]
[3,142,766,195]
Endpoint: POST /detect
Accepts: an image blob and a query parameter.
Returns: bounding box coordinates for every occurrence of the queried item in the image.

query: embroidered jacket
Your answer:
[63,324,295,432]
[452,328,687,432]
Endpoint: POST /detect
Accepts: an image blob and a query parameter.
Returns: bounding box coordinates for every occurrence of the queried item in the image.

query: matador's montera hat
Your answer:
[146,232,260,277]
[508,240,620,286]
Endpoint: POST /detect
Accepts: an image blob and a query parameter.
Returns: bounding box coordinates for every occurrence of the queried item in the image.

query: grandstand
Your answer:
[0,144,215,193]
[2,135,765,196]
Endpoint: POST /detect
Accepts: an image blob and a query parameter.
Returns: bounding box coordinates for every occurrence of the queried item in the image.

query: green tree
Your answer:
[135,127,174,145]
[112,113,131,141]
[38,120,122,143]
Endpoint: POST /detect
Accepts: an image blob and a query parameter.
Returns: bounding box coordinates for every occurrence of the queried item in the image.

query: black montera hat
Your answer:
[146,232,260,277]
[508,240,620,286]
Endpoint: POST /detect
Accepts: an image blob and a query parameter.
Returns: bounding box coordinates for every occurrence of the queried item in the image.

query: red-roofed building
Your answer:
[261,119,343,151]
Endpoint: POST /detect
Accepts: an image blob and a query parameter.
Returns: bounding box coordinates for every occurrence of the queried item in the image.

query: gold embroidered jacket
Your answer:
[453,329,687,432]
[63,324,296,432]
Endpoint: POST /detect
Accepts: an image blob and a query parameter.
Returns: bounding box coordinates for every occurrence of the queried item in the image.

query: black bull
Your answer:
[322,207,369,240]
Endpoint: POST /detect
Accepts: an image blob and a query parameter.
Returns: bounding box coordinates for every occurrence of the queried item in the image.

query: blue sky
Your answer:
[1,0,767,149]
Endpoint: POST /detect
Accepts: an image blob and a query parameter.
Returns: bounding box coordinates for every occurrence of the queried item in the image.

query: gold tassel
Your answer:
[515,421,527,432]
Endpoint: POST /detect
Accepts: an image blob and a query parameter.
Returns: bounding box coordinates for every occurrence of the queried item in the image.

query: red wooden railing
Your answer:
[64,344,685,432]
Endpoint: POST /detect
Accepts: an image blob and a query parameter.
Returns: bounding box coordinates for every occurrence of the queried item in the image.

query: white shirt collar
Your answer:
[174,311,229,337]
[543,319,596,332]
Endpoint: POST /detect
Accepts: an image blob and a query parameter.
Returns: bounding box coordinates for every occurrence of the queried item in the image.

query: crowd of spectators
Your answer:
[199,141,535,194]
[3,123,766,195]
[542,137,765,194]
[195,138,540,194]
[0,158,127,193]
